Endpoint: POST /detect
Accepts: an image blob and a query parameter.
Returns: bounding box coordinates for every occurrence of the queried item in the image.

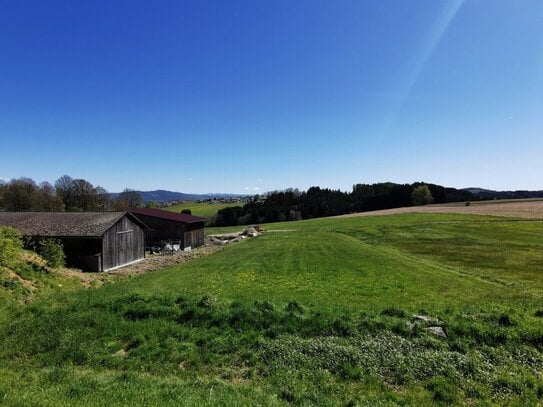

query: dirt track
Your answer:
[338,200,543,220]
[58,245,223,287]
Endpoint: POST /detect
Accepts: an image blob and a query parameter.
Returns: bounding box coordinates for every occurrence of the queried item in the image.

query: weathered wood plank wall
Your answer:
[102,216,145,270]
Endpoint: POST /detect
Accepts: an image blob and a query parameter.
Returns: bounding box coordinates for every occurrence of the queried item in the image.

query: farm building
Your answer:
[0,212,148,272]
[129,208,206,250]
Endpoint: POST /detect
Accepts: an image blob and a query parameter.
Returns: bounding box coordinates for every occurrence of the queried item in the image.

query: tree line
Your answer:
[0,175,143,211]
[1,177,482,225]
[212,182,477,227]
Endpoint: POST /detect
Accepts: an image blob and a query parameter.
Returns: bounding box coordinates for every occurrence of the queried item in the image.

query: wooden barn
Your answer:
[0,212,148,272]
[130,208,206,250]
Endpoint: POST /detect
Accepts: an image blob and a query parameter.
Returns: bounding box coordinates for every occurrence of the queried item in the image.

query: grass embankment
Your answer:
[165,202,242,218]
[0,227,84,321]
[1,214,542,405]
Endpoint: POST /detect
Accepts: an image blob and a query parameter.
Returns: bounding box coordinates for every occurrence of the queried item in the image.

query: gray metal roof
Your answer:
[0,211,145,237]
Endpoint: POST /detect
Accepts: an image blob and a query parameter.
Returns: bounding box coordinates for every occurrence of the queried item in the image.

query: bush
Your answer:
[465,201,471,206]
[36,238,66,268]
[0,226,23,268]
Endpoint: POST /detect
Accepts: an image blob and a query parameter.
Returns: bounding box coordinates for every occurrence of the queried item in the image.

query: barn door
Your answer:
[116,229,134,266]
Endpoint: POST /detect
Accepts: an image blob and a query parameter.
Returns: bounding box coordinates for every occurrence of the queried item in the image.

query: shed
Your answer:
[129,208,206,250]
[0,212,148,272]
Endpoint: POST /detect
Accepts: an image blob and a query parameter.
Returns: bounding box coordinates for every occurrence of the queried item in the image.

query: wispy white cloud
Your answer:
[244,186,261,192]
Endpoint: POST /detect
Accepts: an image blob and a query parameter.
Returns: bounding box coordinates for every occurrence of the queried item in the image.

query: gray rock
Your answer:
[425,326,447,338]
[412,314,439,323]
[243,227,259,237]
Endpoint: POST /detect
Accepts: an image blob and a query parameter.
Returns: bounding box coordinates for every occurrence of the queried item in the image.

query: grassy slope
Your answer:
[10,212,538,313]
[0,252,83,316]
[1,213,542,405]
[165,202,243,218]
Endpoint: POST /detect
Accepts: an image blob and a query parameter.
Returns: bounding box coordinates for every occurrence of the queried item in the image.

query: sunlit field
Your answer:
[1,213,542,405]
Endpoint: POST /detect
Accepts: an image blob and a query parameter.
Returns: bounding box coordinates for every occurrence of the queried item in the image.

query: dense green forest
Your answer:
[212,182,476,226]
[3,177,541,228]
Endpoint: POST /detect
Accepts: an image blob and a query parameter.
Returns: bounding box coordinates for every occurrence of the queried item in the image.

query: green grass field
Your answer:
[1,213,542,405]
[165,202,243,218]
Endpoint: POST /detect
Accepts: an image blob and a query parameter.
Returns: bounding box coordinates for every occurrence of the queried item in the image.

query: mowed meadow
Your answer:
[1,212,543,405]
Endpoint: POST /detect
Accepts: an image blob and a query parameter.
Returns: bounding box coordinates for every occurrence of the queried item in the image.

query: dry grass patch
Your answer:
[339,200,543,219]
[55,245,224,287]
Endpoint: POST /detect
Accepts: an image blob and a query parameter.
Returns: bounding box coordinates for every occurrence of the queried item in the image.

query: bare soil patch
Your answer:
[114,245,222,276]
[338,200,543,220]
[57,245,224,287]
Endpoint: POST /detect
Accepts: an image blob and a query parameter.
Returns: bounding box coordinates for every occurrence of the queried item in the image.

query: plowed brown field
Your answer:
[339,199,543,219]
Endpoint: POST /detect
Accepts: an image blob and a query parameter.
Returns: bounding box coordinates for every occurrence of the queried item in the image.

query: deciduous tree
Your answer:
[115,189,142,209]
[411,185,434,206]
[3,178,38,211]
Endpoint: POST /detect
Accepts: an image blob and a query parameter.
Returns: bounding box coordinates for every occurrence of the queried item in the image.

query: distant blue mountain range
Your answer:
[109,187,543,204]
[110,190,248,203]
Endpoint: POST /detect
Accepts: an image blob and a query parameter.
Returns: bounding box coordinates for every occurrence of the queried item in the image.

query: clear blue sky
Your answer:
[1,1,541,193]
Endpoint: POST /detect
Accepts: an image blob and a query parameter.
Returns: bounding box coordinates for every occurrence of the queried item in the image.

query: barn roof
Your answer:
[130,208,207,224]
[0,211,147,237]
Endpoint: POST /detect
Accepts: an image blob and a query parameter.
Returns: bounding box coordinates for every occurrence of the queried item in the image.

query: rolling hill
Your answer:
[1,211,542,405]
[110,189,248,203]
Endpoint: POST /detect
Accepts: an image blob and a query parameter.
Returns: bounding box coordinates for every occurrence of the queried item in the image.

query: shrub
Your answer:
[0,226,23,268]
[465,201,471,206]
[36,238,66,268]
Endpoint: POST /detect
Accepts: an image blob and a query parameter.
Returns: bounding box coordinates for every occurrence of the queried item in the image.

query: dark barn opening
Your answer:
[130,208,206,250]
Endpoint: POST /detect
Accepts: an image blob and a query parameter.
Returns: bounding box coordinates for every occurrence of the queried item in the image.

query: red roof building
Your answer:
[129,208,207,249]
